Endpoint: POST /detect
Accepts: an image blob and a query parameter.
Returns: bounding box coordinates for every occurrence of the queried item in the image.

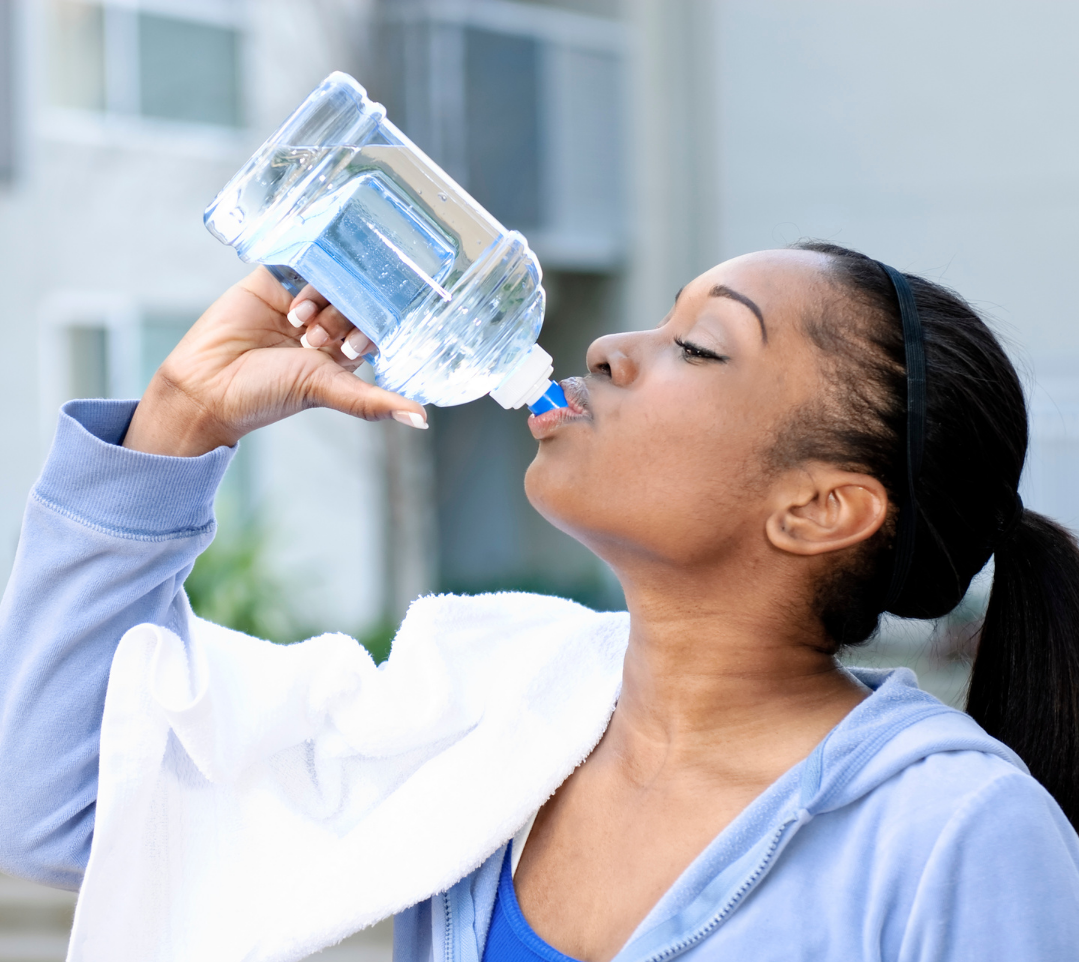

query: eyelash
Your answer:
[675,337,729,364]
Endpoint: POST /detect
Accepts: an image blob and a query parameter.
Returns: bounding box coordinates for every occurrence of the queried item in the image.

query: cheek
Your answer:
[524,391,763,561]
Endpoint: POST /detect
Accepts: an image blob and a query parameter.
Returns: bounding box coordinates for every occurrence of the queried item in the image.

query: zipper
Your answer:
[636,814,801,962]
[442,890,454,962]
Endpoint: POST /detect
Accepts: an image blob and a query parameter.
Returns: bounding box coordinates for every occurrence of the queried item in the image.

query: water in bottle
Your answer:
[204,72,567,414]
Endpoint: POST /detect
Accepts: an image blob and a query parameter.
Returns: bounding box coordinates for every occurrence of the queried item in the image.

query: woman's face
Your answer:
[524,249,834,570]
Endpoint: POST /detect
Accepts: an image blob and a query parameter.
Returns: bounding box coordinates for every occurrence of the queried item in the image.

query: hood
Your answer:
[802,666,1027,816]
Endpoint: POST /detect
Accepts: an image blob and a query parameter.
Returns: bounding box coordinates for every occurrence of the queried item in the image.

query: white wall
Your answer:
[714,2,1079,356]
[644,0,1079,530]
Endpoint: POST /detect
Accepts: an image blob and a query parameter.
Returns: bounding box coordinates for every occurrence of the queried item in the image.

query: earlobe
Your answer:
[766,470,888,557]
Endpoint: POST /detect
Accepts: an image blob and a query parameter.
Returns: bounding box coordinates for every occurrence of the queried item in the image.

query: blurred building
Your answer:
[4,0,1079,957]
[0,0,392,650]
[2,0,1078,664]
[0,0,631,651]
[370,0,628,609]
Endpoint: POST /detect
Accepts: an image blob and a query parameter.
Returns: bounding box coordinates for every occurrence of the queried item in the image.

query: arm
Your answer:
[0,268,425,889]
[0,399,232,888]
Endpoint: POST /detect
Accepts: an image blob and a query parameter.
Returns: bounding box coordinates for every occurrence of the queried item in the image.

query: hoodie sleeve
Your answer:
[0,400,233,889]
[898,768,1079,961]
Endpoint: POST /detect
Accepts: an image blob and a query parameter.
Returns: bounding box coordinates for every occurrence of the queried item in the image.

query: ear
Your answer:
[765,465,888,557]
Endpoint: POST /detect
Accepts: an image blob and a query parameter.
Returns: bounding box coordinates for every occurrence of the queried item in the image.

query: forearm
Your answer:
[0,400,233,888]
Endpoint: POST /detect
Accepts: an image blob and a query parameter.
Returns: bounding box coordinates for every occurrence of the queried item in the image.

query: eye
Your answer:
[675,337,729,364]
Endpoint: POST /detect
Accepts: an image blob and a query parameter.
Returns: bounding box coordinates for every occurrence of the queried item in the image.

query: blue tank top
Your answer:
[481,847,582,962]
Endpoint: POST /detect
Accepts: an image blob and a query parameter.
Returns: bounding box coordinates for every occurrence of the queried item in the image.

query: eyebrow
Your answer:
[710,284,767,343]
[671,284,768,343]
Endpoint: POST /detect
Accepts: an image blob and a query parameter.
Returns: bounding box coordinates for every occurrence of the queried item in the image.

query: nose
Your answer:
[586,331,640,386]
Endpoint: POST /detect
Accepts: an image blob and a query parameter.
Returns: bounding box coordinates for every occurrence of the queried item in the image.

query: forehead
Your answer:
[679,250,837,409]
[682,249,833,329]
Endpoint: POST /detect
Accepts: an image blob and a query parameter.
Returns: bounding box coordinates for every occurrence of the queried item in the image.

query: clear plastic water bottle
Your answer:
[203,72,567,415]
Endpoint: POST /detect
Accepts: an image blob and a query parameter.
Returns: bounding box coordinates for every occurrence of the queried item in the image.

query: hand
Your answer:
[123,269,427,457]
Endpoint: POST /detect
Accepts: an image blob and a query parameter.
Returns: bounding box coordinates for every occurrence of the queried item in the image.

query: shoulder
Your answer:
[895,758,1079,955]
[919,752,1079,867]
[839,710,1079,916]
[794,708,1079,953]
[879,746,1072,845]
[845,699,1070,846]
[812,682,1079,890]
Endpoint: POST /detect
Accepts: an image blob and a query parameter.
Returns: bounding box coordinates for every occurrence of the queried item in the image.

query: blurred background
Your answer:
[2,0,1079,958]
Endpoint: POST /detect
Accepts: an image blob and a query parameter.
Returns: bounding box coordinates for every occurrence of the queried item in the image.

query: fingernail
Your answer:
[392,410,428,430]
[341,334,361,361]
[287,300,317,328]
[300,332,315,349]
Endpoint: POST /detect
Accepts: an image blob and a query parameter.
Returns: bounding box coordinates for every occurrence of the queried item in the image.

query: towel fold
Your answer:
[68,591,628,962]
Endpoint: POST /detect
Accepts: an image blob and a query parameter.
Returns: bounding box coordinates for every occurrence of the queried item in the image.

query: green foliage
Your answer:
[356,619,398,665]
[185,523,398,664]
[184,524,300,644]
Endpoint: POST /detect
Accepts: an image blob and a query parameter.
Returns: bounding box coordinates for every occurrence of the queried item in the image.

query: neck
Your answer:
[603,558,867,781]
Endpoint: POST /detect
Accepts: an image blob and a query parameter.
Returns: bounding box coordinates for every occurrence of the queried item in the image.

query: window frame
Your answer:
[37,0,247,155]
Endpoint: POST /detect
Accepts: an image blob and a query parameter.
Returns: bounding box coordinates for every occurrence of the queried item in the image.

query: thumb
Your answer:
[305,363,429,429]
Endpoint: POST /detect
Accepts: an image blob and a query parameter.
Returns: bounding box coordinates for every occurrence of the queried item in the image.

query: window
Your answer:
[37,292,135,436]
[138,13,240,126]
[465,28,541,231]
[378,2,626,270]
[45,1,242,128]
[47,1,106,110]
[67,325,110,398]
[140,311,193,390]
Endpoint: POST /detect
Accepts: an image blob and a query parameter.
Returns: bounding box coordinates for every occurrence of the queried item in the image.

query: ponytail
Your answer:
[788,240,1079,829]
[968,509,1079,827]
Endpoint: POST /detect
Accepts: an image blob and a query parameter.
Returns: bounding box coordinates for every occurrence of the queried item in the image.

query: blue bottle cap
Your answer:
[527,380,569,415]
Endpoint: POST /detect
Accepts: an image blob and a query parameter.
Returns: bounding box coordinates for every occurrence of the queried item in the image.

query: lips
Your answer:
[528,376,591,440]
[560,377,590,416]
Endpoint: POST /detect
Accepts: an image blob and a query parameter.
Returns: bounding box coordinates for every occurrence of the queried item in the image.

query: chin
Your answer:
[524,451,593,538]
[523,453,629,564]
[523,453,564,522]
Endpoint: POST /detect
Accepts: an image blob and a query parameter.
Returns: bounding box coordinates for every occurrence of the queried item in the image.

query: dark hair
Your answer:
[789,240,1079,829]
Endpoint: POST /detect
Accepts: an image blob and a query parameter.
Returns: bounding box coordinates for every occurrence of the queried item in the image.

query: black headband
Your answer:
[878,263,926,612]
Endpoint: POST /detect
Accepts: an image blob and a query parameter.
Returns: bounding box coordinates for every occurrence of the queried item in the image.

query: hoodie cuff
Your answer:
[32,399,236,539]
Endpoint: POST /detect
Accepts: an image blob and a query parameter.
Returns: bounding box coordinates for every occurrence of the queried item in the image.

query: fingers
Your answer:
[285,284,328,327]
[340,328,376,360]
[299,315,375,365]
[286,286,377,362]
[247,267,298,315]
[299,318,372,356]
[286,298,319,329]
[305,361,428,429]
[247,275,422,427]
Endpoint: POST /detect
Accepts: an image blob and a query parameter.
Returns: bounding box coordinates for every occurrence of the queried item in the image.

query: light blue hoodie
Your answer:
[1,400,1078,962]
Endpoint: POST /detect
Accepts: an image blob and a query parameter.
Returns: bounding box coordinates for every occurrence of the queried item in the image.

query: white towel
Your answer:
[68,591,628,962]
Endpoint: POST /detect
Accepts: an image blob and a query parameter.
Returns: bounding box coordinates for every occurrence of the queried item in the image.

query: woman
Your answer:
[0,243,1077,961]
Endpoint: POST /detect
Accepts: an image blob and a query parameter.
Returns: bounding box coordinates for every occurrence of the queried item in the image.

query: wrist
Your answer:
[123,375,237,457]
